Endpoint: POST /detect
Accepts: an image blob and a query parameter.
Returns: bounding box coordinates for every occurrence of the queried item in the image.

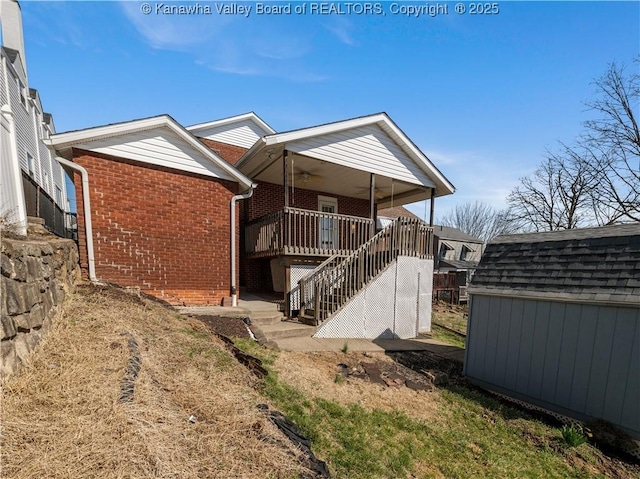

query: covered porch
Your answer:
[236,113,455,307]
[238,114,454,260]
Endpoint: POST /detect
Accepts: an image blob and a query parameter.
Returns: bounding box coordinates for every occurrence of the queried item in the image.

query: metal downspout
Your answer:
[54,157,97,282]
[230,184,256,307]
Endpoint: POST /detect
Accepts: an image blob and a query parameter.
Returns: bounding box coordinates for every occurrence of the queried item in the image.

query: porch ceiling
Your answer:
[246,147,433,208]
[236,113,455,207]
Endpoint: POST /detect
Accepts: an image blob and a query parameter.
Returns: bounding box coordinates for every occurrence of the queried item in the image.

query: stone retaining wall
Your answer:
[1,236,79,378]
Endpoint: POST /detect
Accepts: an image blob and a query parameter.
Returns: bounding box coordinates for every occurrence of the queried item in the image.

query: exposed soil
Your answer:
[196,315,251,338]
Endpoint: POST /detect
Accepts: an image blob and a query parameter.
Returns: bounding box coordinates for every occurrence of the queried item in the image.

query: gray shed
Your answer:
[465,224,640,447]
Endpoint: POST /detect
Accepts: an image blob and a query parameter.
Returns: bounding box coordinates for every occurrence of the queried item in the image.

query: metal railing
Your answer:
[22,171,76,239]
[245,207,374,257]
[302,217,433,324]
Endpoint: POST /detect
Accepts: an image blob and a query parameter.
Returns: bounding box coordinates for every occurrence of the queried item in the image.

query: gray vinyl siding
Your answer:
[1,50,68,209]
[465,295,640,440]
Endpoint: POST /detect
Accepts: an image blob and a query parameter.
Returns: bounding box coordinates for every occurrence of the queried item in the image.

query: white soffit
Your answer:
[286,124,436,188]
[187,112,275,149]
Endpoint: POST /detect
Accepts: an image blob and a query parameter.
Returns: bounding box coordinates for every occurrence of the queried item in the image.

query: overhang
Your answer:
[235,113,455,208]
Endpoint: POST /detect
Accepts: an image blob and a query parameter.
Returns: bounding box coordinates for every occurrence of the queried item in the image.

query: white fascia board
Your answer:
[45,115,254,190]
[263,114,388,145]
[375,114,455,196]
[241,112,455,196]
[187,112,276,135]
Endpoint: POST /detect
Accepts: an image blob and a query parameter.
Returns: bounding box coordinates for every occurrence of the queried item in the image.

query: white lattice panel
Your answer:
[363,264,397,338]
[395,257,419,339]
[314,256,434,340]
[315,291,366,338]
[417,259,434,333]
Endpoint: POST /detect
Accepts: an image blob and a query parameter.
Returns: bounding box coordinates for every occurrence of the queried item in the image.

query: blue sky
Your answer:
[17,0,640,218]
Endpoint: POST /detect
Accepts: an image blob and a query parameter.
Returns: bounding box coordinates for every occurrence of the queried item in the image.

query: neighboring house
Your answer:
[432,225,483,302]
[46,111,456,339]
[465,225,640,451]
[0,0,70,235]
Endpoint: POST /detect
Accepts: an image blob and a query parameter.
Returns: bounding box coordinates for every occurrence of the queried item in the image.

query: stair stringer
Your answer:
[313,256,434,339]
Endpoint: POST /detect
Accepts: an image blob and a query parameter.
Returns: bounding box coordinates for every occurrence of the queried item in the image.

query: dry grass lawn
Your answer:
[2,284,639,479]
[1,284,305,479]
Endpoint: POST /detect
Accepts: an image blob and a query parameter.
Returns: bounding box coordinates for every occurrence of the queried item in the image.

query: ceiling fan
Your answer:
[292,169,324,186]
[356,186,388,200]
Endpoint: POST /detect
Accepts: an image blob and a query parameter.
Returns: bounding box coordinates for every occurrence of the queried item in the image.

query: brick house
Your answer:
[45,115,254,305]
[46,112,456,338]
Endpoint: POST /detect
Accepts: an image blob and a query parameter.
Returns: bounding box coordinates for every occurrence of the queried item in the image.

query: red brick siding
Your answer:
[242,181,373,293]
[198,138,248,165]
[246,181,372,222]
[72,149,240,305]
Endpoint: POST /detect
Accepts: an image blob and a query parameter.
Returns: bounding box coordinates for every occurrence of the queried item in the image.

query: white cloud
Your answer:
[323,18,356,46]
[119,2,223,49]
[119,2,329,82]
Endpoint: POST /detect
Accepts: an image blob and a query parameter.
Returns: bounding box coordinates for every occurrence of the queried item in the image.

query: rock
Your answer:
[0,341,20,377]
[24,282,41,309]
[5,282,28,315]
[0,315,17,340]
[423,369,449,386]
[1,254,14,279]
[362,362,386,385]
[0,235,80,379]
[406,380,433,392]
[29,303,45,329]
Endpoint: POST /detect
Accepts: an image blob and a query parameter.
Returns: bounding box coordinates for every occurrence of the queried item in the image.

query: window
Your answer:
[439,241,454,260]
[27,153,35,178]
[460,244,476,261]
[17,77,26,108]
[55,186,63,206]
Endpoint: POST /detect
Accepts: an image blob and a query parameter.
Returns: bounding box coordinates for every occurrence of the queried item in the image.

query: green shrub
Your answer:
[561,424,588,447]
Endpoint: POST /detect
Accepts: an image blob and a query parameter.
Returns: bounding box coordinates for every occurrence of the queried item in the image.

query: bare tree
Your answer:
[507,147,600,231]
[438,201,518,243]
[582,59,640,222]
[507,59,639,231]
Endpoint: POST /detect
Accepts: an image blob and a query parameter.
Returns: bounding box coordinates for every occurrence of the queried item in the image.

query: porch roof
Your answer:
[235,113,455,208]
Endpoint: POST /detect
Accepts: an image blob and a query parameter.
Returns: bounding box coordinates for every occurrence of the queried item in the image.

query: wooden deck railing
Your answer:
[300,217,433,324]
[245,207,374,257]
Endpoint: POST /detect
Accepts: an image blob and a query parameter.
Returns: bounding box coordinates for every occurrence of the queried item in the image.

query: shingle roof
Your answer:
[378,206,420,220]
[440,259,480,270]
[469,224,640,305]
[433,225,483,244]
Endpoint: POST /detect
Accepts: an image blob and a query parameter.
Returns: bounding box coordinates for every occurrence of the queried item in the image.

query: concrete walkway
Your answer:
[176,293,465,364]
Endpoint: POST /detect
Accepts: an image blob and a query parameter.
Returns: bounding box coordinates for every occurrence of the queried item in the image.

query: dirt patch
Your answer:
[272,351,446,424]
[389,350,465,386]
[196,314,251,338]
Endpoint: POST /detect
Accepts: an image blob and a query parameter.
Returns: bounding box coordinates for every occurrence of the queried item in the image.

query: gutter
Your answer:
[54,157,97,282]
[230,184,257,307]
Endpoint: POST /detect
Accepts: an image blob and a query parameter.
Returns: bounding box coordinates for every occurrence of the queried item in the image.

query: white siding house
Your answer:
[0,0,69,234]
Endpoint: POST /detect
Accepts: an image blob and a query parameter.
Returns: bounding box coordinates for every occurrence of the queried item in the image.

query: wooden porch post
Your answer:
[369,173,375,237]
[283,149,289,208]
[429,187,435,227]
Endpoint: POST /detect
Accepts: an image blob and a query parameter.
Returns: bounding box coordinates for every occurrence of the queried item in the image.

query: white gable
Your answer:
[191,118,269,149]
[286,124,436,188]
[76,128,237,181]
